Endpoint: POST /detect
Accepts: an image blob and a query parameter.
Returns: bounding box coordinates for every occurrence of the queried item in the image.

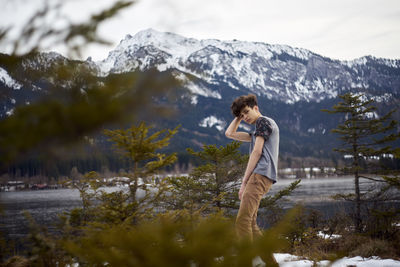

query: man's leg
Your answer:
[251,210,263,239]
[250,174,278,266]
[251,174,273,240]
[235,173,271,241]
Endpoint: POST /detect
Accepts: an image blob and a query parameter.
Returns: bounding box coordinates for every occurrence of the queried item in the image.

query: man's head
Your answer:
[231,94,261,124]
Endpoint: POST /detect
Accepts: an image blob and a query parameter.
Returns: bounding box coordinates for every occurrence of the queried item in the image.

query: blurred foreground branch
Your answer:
[0,1,183,170]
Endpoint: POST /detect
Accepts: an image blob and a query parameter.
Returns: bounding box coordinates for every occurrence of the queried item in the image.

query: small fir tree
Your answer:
[66,122,180,227]
[104,122,179,201]
[166,141,248,214]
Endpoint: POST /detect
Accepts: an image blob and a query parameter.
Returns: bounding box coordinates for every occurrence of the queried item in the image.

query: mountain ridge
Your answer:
[91,29,400,104]
[1,29,399,159]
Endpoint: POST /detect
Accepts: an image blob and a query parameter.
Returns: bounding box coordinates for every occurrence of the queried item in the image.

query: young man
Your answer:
[225,94,279,242]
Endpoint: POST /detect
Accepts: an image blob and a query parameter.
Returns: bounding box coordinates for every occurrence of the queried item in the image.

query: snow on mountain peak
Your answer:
[343,55,400,68]
[94,29,399,104]
[0,67,22,90]
[97,28,313,75]
[106,29,200,62]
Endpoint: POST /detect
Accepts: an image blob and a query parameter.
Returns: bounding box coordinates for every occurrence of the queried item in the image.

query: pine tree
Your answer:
[323,93,400,232]
[166,141,248,214]
[104,122,179,201]
[67,122,180,226]
[69,166,82,184]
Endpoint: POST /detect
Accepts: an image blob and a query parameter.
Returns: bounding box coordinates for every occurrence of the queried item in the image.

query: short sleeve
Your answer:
[254,117,273,140]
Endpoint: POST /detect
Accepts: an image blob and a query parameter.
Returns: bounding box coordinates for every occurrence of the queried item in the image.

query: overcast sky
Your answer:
[1,0,400,61]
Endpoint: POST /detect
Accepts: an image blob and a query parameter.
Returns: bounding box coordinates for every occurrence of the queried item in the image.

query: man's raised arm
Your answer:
[225,116,251,142]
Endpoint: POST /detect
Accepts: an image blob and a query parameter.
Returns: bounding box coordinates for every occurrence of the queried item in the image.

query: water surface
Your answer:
[0,177,378,247]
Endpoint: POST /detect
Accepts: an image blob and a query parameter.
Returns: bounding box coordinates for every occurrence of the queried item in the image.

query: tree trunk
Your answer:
[215,165,221,210]
[131,161,138,202]
[354,172,362,232]
[353,143,362,232]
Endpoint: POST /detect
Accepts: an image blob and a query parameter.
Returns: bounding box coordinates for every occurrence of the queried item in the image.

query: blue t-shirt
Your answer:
[249,116,280,183]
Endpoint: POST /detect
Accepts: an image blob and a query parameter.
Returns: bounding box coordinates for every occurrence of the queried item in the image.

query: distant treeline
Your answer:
[2,149,399,182]
[1,149,200,181]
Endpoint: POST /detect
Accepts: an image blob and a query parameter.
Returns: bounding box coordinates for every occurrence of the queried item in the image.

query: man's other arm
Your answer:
[225,117,251,142]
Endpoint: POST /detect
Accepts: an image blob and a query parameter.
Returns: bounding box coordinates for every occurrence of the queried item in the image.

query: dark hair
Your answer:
[230,94,258,117]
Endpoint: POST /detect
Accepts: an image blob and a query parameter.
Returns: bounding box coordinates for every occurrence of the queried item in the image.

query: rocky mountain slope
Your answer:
[95,29,399,104]
[1,29,399,159]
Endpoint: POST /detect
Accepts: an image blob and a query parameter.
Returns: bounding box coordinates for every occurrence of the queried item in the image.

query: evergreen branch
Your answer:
[358,175,385,182]
[261,180,301,208]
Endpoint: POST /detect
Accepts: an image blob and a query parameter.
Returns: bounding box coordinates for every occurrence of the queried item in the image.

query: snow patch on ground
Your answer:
[252,253,400,267]
[329,256,400,267]
[317,231,341,239]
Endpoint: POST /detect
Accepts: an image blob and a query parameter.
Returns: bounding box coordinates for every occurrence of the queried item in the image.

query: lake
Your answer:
[0,176,380,252]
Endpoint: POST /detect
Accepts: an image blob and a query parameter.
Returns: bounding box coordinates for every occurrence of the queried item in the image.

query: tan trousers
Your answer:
[236,173,273,241]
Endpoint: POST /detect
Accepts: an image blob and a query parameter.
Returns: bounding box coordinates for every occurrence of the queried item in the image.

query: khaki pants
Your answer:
[236,173,273,241]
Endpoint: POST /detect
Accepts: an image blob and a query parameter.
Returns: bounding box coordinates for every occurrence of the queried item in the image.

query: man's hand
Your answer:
[238,183,246,200]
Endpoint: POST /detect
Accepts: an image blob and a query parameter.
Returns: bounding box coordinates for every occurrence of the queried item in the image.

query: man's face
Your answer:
[240,106,259,125]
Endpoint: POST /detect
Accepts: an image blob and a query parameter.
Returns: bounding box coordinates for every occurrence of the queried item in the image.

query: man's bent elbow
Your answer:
[225,131,232,138]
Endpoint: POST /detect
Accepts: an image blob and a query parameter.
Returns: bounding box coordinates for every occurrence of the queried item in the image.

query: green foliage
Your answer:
[336,233,400,260]
[164,175,209,215]
[349,238,398,259]
[0,62,180,170]
[166,141,248,214]
[23,212,73,266]
[292,227,337,263]
[0,206,13,262]
[323,93,400,232]
[287,207,400,260]
[274,207,344,264]
[104,122,180,178]
[0,1,194,264]
[66,171,103,226]
[63,123,179,228]
[0,1,182,171]
[365,206,400,239]
[382,175,400,190]
[323,93,399,164]
[104,122,179,198]
[284,206,315,249]
[62,207,302,267]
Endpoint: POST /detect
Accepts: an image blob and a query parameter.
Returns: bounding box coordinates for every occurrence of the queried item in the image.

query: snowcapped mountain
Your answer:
[1,29,399,157]
[94,29,400,104]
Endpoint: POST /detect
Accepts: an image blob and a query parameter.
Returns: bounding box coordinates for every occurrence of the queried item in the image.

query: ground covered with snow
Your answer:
[251,253,400,267]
